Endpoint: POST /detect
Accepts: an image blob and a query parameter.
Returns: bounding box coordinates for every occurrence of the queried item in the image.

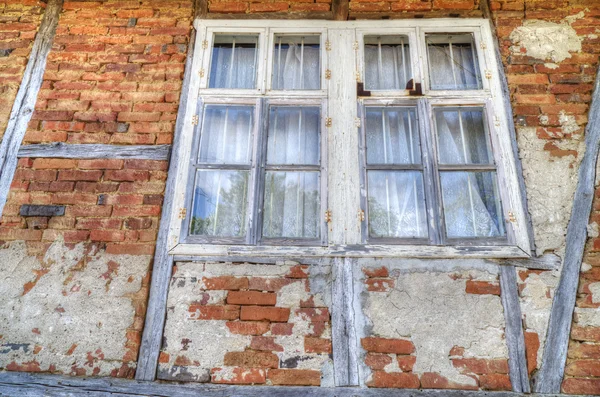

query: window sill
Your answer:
[169,243,530,260]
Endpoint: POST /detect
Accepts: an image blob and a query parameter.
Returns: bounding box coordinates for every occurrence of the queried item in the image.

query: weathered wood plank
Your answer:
[332,0,349,21]
[499,265,530,393]
[331,258,359,386]
[17,143,171,160]
[495,253,561,270]
[135,13,199,382]
[533,65,600,393]
[0,0,63,218]
[0,371,571,397]
[480,0,536,253]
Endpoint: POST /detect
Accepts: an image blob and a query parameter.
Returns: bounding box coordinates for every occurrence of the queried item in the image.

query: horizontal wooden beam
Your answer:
[17,143,171,160]
[0,372,570,397]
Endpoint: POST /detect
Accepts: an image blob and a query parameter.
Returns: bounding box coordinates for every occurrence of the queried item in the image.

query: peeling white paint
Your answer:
[509,18,583,63]
[0,238,150,376]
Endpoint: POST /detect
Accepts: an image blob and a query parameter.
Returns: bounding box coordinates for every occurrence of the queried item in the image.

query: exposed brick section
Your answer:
[349,0,481,18]
[1,158,165,256]
[361,337,415,355]
[363,266,395,292]
[208,0,331,15]
[0,1,44,140]
[160,262,332,385]
[465,280,501,296]
[25,0,193,145]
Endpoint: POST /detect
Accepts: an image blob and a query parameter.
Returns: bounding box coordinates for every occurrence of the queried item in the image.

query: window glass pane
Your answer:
[367,171,427,239]
[267,106,320,166]
[190,170,249,237]
[198,105,254,165]
[426,34,482,90]
[366,107,420,165]
[435,107,492,165]
[272,35,320,90]
[440,171,505,238]
[209,34,258,89]
[364,35,412,91]
[262,171,320,239]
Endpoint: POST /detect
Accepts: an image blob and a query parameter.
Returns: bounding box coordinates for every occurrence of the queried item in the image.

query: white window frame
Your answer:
[167,19,533,259]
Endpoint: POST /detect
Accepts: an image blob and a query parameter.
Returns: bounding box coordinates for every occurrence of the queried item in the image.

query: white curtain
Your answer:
[190,106,254,237]
[209,39,257,89]
[364,39,411,91]
[427,41,481,90]
[365,108,427,239]
[272,39,320,90]
[263,107,320,239]
[435,110,504,238]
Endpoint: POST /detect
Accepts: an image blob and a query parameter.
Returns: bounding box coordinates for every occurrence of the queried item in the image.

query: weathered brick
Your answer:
[367,371,420,388]
[226,321,270,336]
[227,291,277,306]
[223,351,279,369]
[267,369,321,386]
[188,304,240,321]
[240,306,290,322]
[361,337,415,355]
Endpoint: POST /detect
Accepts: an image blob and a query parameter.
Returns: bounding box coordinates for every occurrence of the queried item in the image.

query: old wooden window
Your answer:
[169,20,533,258]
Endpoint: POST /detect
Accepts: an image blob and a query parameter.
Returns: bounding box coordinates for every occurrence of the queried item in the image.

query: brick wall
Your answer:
[158,262,332,386]
[0,0,44,140]
[28,0,192,145]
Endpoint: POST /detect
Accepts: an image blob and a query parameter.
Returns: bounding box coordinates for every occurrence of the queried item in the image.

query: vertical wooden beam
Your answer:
[0,0,63,218]
[534,64,600,393]
[135,6,200,381]
[332,0,349,21]
[480,0,536,252]
[499,265,530,393]
[331,258,360,386]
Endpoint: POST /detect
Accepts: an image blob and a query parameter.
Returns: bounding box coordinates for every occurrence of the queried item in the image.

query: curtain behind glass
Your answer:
[364,36,412,91]
[427,34,482,90]
[209,35,258,89]
[272,36,320,90]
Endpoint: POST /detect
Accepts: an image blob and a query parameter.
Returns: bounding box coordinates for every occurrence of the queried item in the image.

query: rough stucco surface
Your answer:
[0,238,151,377]
[360,266,509,390]
[159,262,333,386]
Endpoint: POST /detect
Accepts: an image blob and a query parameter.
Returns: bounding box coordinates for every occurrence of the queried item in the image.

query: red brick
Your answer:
[367,371,420,388]
[571,326,600,342]
[363,266,389,278]
[420,372,478,390]
[90,230,126,242]
[365,353,392,370]
[479,374,512,391]
[76,218,122,230]
[304,337,332,354]
[465,280,501,295]
[250,336,284,352]
[248,277,296,291]
[568,342,600,359]
[227,291,277,306]
[271,323,294,336]
[58,170,103,181]
[105,243,155,255]
[397,355,417,372]
[248,2,289,12]
[31,159,77,169]
[112,205,161,217]
[210,367,266,384]
[565,359,600,377]
[226,321,270,336]
[295,308,330,322]
[361,337,415,355]
[365,278,395,292]
[223,351,278,369]
[105,170,150,182]
[562,378,600,395]
[189,304,240,321]
[524,331,540,374]
[267,369,320,386]
[203,276,249,290]
[240,306,290,322]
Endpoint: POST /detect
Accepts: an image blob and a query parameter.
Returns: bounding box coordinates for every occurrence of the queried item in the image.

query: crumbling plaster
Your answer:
[360,265,507,387]
[0,238,151,376]
[159,261,334,385]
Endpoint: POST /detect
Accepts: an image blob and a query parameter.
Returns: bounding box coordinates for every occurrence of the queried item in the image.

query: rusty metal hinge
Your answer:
[325,69,331,80]
[358,209,365,222]
[354,117,361,128]
[485,70,492,79]
[202,40,208,49]
[325,40,331,51]
[508,211,516,223]
[191,115,199,126]
[325,118,332,128]
[179,208,187,219]
[325,209,332,223]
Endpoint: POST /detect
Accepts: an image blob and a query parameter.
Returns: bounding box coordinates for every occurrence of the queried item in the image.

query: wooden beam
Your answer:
[332,0,349,21]
[0,371,571,397]
[495,253,561,271]
[331,258,360,386]
[533,64,600,393]
[499,265,530,393]
[134,10,200,382]
[17,143,171,160]
[0,0,63,218]
[480,0,536,253]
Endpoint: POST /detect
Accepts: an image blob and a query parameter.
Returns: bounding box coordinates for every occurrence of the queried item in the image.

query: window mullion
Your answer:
[417,98,444,245]
[249,97,267,245]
